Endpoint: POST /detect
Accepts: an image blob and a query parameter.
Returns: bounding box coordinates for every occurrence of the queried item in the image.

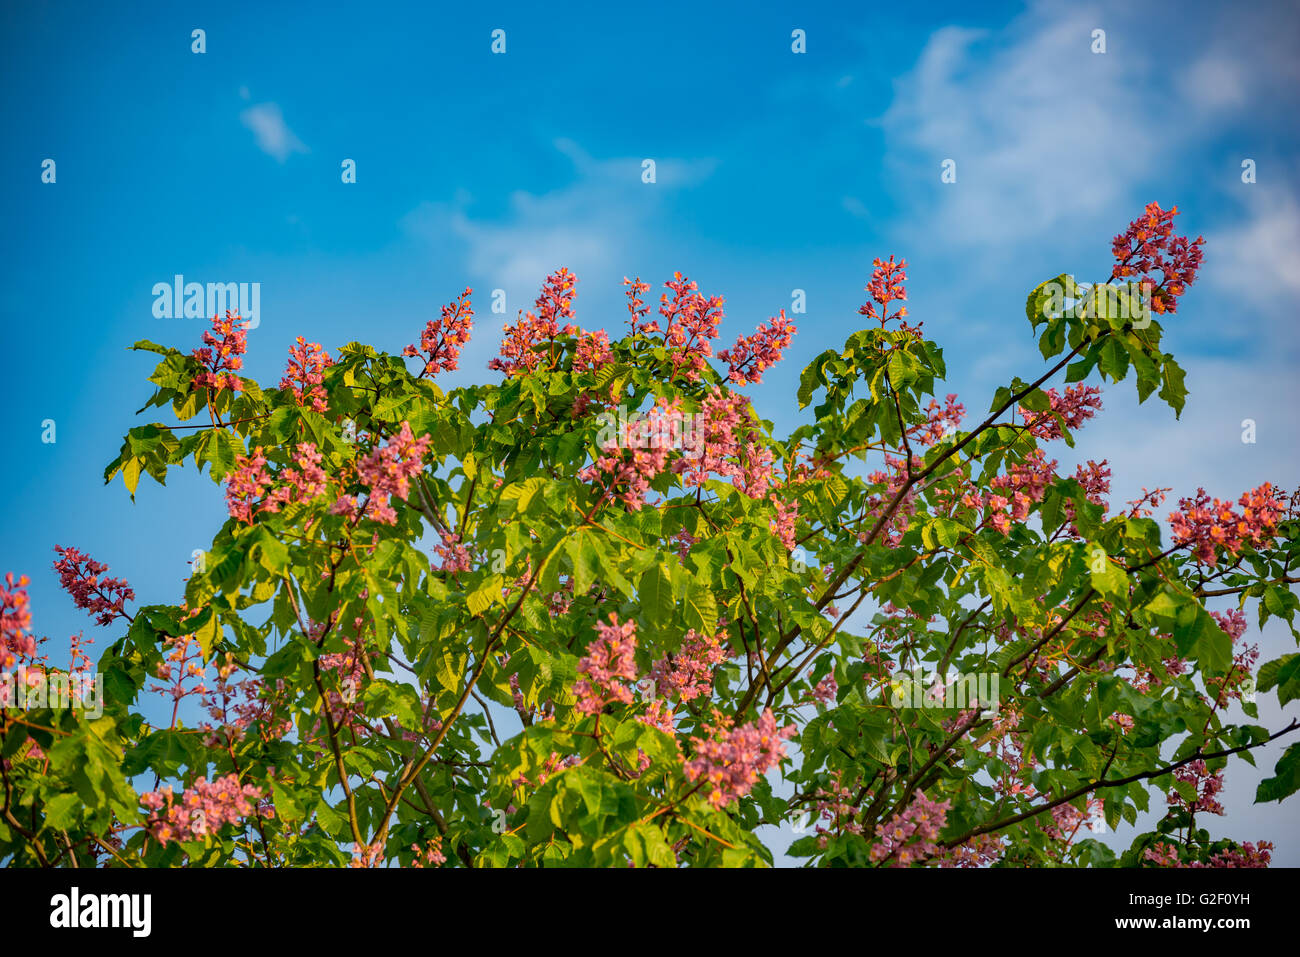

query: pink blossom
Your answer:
[1110,202,1205,315]
[335,421,433,525]
[869,790,951,866]
[910,394,965,447]
[433,532,473,573]
[0,573,36,670]
[574,328,614,374]
[770,496,799,551]
[1169,483,1285,566]
[201,670,293,747]
[719,310,796,385]
[52,546,134,627]
[858,255,908,325]
[280,337,332,412]
[191,311,249,393]
[858,256,920,336]
[572,614,639,716]
[674,388,774,500]
[579,397,685,511]
[489,270,577,376]
[659,273,724,383]
[1168,759,1225,816]
[409,837,447,867]
[404,288,474,376]
[648,629,728,703]
[225,447,275,524]
[683,708,795,808]
[140,773,267,844]
[622,277,659,336]
[1020,385,1103,441]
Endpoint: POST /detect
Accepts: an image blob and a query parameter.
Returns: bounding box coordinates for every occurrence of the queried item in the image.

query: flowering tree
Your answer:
[2,203,1298,868]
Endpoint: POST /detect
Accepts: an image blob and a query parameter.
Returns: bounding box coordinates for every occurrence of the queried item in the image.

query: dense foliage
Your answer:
[3,203,1297,868]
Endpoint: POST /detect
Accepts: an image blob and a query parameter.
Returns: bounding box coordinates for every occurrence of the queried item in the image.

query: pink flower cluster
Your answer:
[408,837,447,867]
[683,708,795,808]
[0,573,35,670]
[317,642,369,732]
[1167,759,1225,816]
[862,454,920,547]
[1110,202,1205,315]
[489,270,578,377]
[572,614,639,716]
[280,337,331,412]
[623,277,658,336]
[965,449,1057,534]
[140,774,268,844]
[350,841,386,868]
[910,394,966,447]
[433,532,473,573]
[807,673,838,706]
[579,397,685,511]
[648,629,728,703]
[770,495,799,551]
[404,288,474,376]
[191,311,249,393]
[225,442,331,525]
[334,421,433,524]
[1042,798,1104,841]
[225,447,273,524]
[271,443,329,508]
[659,273,725,383]
[201,666,293,747]
[1073,459,1112,509]
[807,772,864,848]
[53,545,134,627]
[1208,609,1259,703]
[719,310,796,386]
[674,388,775,500]
[1020,385,1103,441]
[858,256,908,325]
[1169,482,1285,566]
[149,631,209,708]
[869,790,951,866]
[1058,458,1114,535]
[573,328,613,374]
[1145,840,1272,868]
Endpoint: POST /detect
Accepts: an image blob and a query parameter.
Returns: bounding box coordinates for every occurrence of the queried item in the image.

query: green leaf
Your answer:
[1258,654,1300,706]
[1256,743,1300,803]
[566,531,600,596]
[467,574,503,617]
[500,478,547,515]
[639,564,673,627]
[1088,547,1126,598]
[1098,337,1130,383]
[44,791,83,829]
[683,579,717,634]
[1158,356,1188,417]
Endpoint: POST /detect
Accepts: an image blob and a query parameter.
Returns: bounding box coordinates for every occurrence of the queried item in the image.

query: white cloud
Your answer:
[240,102,309,163]
[1202,186,1300,312]
[401,139,716,296]
[1181,55,1248,109]
[878,9,1160,246]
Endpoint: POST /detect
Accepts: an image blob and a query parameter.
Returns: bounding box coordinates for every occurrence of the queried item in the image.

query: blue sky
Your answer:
[2,0,1298,863]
